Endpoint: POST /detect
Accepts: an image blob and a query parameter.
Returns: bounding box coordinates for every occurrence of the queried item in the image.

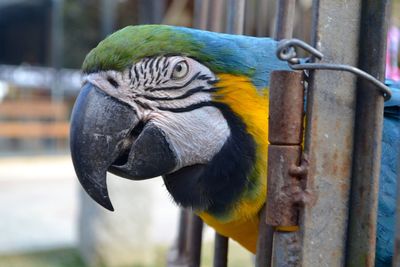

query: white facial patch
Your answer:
[83,56,231,171]
[149,106,230,170]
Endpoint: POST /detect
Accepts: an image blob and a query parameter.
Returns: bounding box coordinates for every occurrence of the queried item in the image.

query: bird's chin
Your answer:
[162,164,211,210]
[163,164,206,181]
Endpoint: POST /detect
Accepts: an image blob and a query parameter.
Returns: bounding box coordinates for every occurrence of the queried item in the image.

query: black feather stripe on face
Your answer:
[162,102,256,218]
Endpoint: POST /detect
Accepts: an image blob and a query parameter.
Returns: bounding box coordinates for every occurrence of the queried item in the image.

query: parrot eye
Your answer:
[171,60,189,80]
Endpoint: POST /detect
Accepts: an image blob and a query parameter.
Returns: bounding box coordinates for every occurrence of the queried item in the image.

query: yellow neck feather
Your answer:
[196,74,270,253]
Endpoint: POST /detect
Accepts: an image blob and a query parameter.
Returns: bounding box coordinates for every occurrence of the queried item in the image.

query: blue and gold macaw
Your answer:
[69,25,400,266]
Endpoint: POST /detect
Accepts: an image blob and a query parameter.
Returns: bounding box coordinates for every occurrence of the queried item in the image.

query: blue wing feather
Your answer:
[376,82,400,266]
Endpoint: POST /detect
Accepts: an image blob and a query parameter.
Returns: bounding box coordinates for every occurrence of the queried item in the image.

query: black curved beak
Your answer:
[70,83,177,211]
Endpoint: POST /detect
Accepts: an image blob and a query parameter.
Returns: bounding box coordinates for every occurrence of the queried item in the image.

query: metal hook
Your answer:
[276,39,392,101]
[277,39,323,64]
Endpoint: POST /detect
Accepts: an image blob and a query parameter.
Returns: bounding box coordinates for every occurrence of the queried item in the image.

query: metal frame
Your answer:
[169,0,393,266]
[298,1,361,265]
[346,1,390,266]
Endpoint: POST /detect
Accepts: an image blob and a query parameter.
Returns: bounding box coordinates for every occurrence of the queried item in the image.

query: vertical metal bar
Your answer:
[101,0,117,38]
[255,0,269,36]
[152,0,166,24]
[225,0,245,34]
[178,210,190,259]
[346,1,391,266]
[255,206,273,267]
[244,0,256,35]
[213,233,229,267]
[194,0,210,30]
[50,0,64,102]
[50,0,64,70]
[167,209,190,267]
[138,0,153,24]
[274,0,296,40]
[298,0,361,266]
[187,215,204,267]
[256,0,275,37]
[209,0,225,32]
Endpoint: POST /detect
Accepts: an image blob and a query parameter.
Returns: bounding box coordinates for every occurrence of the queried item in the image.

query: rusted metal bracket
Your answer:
[265,70,309,267]
[266,70,308,228]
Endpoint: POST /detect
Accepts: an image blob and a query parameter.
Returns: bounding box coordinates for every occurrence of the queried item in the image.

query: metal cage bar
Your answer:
[187,215,204,267]
[170,1,393,266]
[213,233,229,267]
[209,0,225,32]
[346,1,391,266]
[298,0,362,265]
[194,0,210,30]
[274,0,296,40]
[255,206,273,267]
[225,0,245,34]
[167,209,190,266]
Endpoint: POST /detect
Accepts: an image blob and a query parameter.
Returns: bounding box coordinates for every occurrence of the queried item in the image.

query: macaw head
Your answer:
[71,25,287,218]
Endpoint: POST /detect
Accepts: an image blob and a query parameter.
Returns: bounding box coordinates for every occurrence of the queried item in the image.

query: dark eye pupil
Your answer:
[176,64,182,72]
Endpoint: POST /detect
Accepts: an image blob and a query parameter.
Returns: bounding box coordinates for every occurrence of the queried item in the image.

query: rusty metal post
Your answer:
[298,0,361,266]
[274,0,296,40]
[266,71,304,267]
[225,0,245,34]
[346,1,391,266]
[267,71,304,225]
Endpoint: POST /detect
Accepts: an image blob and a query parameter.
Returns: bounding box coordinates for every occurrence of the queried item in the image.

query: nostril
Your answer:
[131,121,145,138]
[112,121,146,167]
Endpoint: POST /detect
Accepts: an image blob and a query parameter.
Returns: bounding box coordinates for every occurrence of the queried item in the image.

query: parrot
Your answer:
[69,25,400,266]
